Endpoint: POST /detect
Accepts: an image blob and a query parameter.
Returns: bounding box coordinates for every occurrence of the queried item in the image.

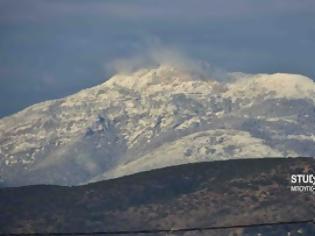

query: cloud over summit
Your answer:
[0,0,315,117]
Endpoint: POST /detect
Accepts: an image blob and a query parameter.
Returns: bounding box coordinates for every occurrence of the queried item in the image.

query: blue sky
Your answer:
[1,0,315,117]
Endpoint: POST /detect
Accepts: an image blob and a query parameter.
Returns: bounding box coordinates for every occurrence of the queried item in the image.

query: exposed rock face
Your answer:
[1,65,315,186]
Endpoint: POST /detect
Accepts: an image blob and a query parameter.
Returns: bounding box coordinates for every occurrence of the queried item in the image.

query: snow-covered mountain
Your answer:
[1,65,315,186]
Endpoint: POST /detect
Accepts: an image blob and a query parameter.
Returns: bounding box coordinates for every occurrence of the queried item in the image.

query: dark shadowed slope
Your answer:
[0,158,315,235]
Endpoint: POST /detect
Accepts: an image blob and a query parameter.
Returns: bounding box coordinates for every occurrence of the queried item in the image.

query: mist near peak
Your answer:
[105,47,230,82]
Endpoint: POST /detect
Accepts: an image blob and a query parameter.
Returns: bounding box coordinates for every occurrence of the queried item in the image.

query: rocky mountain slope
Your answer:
[0,158,314,235]
[1,65,315,186]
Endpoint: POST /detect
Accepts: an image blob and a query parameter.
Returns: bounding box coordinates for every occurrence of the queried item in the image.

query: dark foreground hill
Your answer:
[0,158,315,235]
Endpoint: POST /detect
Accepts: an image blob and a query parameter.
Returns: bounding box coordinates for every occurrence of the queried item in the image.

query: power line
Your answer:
[1,219,314,235]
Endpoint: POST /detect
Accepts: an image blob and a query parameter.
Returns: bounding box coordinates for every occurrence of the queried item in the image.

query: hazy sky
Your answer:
[1,0,315,117]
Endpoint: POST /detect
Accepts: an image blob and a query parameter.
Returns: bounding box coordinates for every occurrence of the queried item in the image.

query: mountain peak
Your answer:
[106,64,220,95]
[225,73,315,101]
[1,66,315,186]
[108,64,192,85]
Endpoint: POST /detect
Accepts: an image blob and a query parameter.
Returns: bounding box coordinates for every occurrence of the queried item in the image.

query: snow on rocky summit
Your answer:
[1,65,315,186]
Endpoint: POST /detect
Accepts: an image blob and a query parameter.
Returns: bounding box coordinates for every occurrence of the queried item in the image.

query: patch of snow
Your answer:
[224,73,315,102]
